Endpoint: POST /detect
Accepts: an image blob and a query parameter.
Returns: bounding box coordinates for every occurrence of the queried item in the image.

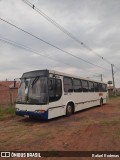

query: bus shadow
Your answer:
[18,105,104,124]
[18,114,70,125]
[18,117,48,124]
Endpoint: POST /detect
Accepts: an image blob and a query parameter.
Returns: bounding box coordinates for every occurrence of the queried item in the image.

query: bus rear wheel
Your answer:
[66,104,73,116]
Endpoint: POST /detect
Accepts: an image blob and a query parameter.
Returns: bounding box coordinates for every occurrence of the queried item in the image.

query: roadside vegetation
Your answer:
[0,105,15,120]
[109,94,120,99]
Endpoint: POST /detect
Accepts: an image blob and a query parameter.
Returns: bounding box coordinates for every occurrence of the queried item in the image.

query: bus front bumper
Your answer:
[16,110,48,120]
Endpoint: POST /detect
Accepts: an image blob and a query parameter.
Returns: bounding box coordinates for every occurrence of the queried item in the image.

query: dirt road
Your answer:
[0,97,120,159]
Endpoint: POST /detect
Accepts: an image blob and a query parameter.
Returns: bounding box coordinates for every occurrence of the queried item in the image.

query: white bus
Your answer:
[16,69,108,120]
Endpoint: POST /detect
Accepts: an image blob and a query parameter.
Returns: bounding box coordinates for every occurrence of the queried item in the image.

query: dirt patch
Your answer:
[0,97,120,159]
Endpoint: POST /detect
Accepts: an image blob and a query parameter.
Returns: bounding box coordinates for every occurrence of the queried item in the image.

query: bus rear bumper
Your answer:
[16,110,48,120]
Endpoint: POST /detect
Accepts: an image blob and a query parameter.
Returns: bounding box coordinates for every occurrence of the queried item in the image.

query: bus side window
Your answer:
[99,83,103,92]
[64,77,73,92]
[88,81,94,92]
[49,79,54,90]
[73,79,82,92]
[81,80,89,92]
[94,82,99,92]
[102,84,107,92]
[49,78,62,102]
[49,78,55,101]
[56,79,62,98]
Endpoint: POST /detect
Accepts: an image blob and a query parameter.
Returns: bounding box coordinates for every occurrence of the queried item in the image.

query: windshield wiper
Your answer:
[31,76,39,87]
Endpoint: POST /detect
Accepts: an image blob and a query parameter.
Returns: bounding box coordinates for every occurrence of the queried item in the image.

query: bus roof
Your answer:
[22,69,107,84]
[49,69,107,84]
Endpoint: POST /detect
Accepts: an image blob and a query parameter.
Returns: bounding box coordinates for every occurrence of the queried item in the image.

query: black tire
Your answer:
[100,98,103,106]
[66,104,73,116]
[29,115,35,120]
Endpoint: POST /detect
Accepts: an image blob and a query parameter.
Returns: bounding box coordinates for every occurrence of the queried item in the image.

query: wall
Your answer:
[0,85,18,105]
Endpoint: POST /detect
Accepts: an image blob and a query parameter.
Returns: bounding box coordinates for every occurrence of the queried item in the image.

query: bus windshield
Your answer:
[16,77,48,104]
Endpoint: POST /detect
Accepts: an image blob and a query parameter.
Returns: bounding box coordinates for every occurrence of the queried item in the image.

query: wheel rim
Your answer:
[67,105,72,113]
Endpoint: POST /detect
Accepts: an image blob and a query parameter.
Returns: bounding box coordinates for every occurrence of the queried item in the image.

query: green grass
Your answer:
[109,94,120,99]
[0,105,16,120]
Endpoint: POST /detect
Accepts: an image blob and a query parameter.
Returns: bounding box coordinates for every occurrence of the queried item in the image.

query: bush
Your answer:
[0,105,15,120]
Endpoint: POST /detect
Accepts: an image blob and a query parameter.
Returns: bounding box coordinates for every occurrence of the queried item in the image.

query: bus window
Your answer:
[88,81,94,92]
[56,79,62,98]
[81,80,89,92]
[102,84,107,92]
[49,78,62,102]
[94,82,99,92]
[99,83,103,92]
[28,77,48,104]
[64,77,73,92]
[73,79,82,92]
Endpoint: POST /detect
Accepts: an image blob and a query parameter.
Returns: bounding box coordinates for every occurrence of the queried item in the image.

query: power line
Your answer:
[0,17,110,71]
[0,35,97,76]
[0,36,70,66]
[0,36,101,77]
[22,0,115,67]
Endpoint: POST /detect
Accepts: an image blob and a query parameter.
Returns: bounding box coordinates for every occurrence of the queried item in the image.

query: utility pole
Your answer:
[111,64,116,96]
[100,74,103,81]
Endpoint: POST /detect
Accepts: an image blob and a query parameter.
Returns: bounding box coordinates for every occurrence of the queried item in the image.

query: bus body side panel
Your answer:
[74,93,100,112]
[48,105,66,119]
[62,92,107,113]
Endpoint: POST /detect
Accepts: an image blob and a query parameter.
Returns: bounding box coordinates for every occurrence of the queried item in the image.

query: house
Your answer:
[116,88,120,96]
[0,81,20,105]
[107,86,114,96]
[107,85,119,96]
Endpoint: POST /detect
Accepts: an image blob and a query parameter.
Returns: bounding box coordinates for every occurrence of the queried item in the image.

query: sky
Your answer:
[0,0,120,87]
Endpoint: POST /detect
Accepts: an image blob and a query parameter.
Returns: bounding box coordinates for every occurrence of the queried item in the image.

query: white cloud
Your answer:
[0,0,120,87]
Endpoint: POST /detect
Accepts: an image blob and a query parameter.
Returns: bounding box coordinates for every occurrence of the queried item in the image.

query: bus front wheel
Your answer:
[66,104,73,116]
